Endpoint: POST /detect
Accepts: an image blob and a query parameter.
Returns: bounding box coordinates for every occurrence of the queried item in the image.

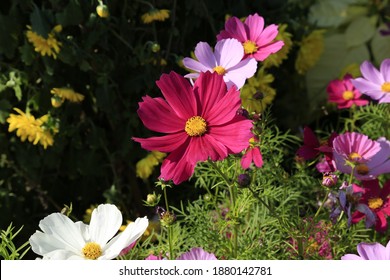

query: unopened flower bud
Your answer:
[146,193,159,206]
[96,4,109,18]
[237,173,251,188]
[236,108,249,118]
[151,43,161,53]
[322,172,338,187]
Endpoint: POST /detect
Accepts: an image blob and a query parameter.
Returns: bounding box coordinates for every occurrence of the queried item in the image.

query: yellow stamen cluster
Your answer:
[342,90,354,100]
[185,116,207,136]
[243,40,258,55]
[368,197,384,210]
[348,152,362,161]
[213,65,227,75]
[382,82,390,92]
[82,242,102,260]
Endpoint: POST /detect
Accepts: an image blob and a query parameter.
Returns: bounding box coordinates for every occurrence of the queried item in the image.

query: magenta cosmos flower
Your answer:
[216,13,284,61]
[327,74,369,109]
[342,240,390,260]
[351,59,390,103]
[132,71,253,185]
[333,133,390,180]
[241,135,263,169]
[352,179,390,232]
[182,38,257,89]
[177,247,217,260]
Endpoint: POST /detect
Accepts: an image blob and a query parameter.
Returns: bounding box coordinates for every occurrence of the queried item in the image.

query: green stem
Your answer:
[313,189,331,221]
[163,187,174,260]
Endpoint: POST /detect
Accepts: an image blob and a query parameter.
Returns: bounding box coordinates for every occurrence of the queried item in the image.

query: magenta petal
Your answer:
[244,13,264,41]
[193,72,227,116]
[188,135,228,162]
[241,150,252,169]
[223,17,248,42]
[215,38,244,69]
[252,147,263,168]
[253,41,284,61]
[357,242,387,260]
[360,60,384,84]
[194,41,216,69]
[133,132,188,153]
[256,24,279,45]
[156,72,197,119]
[137,96,185,133]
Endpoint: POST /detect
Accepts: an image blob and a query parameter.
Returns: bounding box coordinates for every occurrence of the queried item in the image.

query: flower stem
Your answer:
[162,187,174,259]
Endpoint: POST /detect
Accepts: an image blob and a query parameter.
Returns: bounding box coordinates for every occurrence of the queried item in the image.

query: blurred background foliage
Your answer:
[0,0,389,258]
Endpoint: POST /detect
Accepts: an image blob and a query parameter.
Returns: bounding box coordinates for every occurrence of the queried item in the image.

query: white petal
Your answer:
[41,249,84,260]
[89,204,122,246]
[31,213,86,256]
[101,217,149,260]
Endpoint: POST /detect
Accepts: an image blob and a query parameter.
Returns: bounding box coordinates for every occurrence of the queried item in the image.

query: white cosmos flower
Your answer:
[29,204,148,260]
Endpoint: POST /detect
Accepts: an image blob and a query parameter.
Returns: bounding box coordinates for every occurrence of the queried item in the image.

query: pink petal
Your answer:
[221,17,248,42]
[303,126,320,148]
[244,13,264,41]
[133,132,188,153]
[215,38,244,69]
[252,147,264,168]
[224,57,258,89]
[208,120,253,154]
[341,254,362,260]
[156,72,197,119]
[378,93,390,103]
[360,60,384,84]
[187,135,228,163]
[256,24,279,46]
[357,242,387,260]
[182,57,211,73]
[379,58,390,81]
[137,96,185,133]
[351,78,381,93]
[193,71,227,116]
[253,41,284,61]
[194,42,217,69]
[241,150,253,169]
[375,211,388,232]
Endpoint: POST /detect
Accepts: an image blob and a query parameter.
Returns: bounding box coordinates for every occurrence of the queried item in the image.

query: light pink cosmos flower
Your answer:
[216,13,284,61]
[327,74,369,109]
[177,247,217,260]
[351,59,390,103]
[133,71,253,185]
[182,38,257,89]
[241,135,263,169]
[333,133,390,180]
[341,240,390,260]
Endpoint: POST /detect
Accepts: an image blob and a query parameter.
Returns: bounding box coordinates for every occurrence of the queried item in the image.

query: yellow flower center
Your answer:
[342,90,354,100]
[368,197,383,210]
[243,40,258,54]
[213,65,226,75]
[82,242,102,260]
[382,82,390,92]
[356,164,369,175]
[185,116,207,136]
[349,152,361,161]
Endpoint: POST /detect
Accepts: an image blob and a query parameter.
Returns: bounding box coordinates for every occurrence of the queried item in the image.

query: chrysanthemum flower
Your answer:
[141,9,170,24]
[136,151,166,180]
[182,38,257,89]
[132,71,253,185]
[333,133,390,180]
[7,108,56,149]
[50,87,84,103]
[351,59,390,103]
[263,23,293,68]
[177,247,217,260]
[26,25,62,59]
[240,66,276,113]
[327,74,369,109]
[29,204,149,260]
[351,179,390,232]
[241,136,263,169]
[217,13,284,61]
[295,30,325,75]
[341,240,390,260]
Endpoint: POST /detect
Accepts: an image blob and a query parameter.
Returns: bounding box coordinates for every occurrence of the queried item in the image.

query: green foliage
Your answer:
[0,223,30,260]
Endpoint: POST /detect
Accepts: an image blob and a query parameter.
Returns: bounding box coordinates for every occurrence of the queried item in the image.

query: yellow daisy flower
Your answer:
[50,88,85,104]
[7,108,57,149]
[240,67,276,114]
[136,151,166,180]
[263,24,293,68]
[141,9,170,24]
[295,30,326,75]
[26,25,62,59]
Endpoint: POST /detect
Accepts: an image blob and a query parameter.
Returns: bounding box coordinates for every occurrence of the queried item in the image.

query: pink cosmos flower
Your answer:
[216,13,284,61]
[341,240,390,260]
[352,179,390,232]
[176,247,217,260]
[327,74,369,108]
[333,133,390,180]
[241,135,263,169]
[132,71,253,185]
[182,38,257,89]
[351,59,390,103]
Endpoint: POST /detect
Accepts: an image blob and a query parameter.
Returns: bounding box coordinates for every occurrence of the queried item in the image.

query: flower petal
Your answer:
[244,13,264,41]
[133,132,188,153]
[360,60,384,84]
[357,242,387,260]
[182,58,211,73]
[253,41,284,61]
[341,254,362,260]
[380,58,390,81]
[218,17,247,42]
[215,38,244,69]
[224,57,258,89]
[156,72,197,119]
[137,96,185,133]
[89,204,122,246]
[193,42,216,69]
[102,217,149,260]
